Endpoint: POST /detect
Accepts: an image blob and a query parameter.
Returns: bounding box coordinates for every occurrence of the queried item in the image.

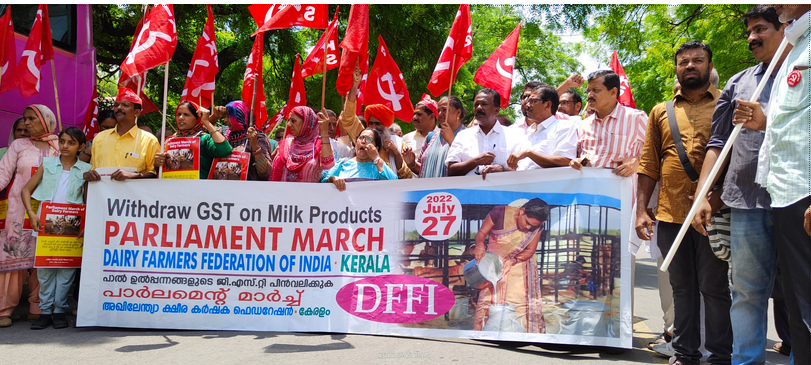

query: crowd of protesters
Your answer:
[0,5,809,365]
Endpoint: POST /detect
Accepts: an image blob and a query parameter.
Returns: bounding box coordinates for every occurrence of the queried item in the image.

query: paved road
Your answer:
[0,252,790,365]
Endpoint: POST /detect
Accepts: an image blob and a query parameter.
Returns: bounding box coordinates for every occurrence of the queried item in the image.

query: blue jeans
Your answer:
[729,208,776,365]
[37,268,77,315]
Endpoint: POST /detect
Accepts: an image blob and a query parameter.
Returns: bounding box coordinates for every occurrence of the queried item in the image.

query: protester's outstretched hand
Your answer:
[733,99,766,130]
[570,157,589,170]
[563,73,584,89]
[353,65,363,87]
[403,146,416,168]
[612,156,639,177]
[111,169,138,181]
[154,152,168,168]
[247,127,259,151]
[83,170,101,182]
[329,176,346,192]
[317,108,330,137]
[507,150,529,170]
[480,164,504,180]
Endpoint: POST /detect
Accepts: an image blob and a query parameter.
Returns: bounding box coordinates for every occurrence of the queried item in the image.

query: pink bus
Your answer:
[0,4,95,145]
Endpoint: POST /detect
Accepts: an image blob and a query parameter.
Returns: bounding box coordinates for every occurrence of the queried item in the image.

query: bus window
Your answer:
[5,4,77,53]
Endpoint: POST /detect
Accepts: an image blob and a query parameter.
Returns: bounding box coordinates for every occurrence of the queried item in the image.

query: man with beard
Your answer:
[559,89,583,117]
[636,41,731,365]
[338,66,412,179]
[735,5,811,363]
[507,83,577,170]
[83,88,160,182]
[446,88,525,178]
[688,6,789,364]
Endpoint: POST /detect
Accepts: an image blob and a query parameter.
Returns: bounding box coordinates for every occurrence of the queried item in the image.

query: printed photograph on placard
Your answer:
[208,151,250,181]
[162,137,200,179]
[42,214,82,236]
[165,148,195,171]
[397,181,623,338]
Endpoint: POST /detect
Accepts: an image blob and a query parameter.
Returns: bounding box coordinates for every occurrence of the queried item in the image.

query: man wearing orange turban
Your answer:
[336,66,413,179]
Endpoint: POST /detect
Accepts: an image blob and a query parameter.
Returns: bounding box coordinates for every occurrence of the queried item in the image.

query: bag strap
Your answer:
[666,100,700,182]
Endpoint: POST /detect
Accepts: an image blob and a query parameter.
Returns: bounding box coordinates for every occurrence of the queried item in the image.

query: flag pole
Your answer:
[321,29,328,110]
[659,36,790,272]
[50,62,63,131]
[446,53,456,104]
[158,62,170,179]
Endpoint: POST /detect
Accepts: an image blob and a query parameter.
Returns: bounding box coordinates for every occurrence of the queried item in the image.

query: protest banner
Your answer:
[78,168,632,348]
[34,202,86,268]
[208,152,250,181]
[162,137,200,180]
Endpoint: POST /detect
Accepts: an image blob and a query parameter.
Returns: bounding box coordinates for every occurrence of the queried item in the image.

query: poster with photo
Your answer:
[163,137,200,180]
[34,202,86,268]
[208,152,250,181]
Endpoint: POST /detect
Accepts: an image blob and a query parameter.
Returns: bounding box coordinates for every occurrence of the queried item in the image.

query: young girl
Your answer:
[21,127,90,329]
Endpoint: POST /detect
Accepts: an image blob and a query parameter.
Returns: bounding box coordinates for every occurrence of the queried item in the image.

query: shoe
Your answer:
[0,317,11,327]
[30,314,52,330]
[27,313,40,321]
[652,342,676,357]
[648,331,672,350]
[774,342,791,356]
[668,357,684,365]
[52,313,68,329]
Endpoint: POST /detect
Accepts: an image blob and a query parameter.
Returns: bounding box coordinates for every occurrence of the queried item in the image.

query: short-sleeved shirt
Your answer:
[90,125,160,174]
[512,115,578,170]
[445,120,526,176]
[706,63,773,210]
[638,86,721,224]
[576,103,648,168]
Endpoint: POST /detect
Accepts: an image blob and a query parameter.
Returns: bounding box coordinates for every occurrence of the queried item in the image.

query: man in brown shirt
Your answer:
[635,41,732,365]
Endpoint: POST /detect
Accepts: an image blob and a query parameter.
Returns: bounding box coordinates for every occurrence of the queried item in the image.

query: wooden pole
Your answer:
[660,36,790,272]
[446,53,456,103]
[50,62,63,131]
[158,63,170,179]
[249,74,257,128]
[321,30,328,110]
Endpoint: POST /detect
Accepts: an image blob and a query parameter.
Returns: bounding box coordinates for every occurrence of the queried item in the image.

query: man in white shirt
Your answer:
[508,83,577,170]
[402,94,439,152]
[446,88,525,178]
[325,109,354,161]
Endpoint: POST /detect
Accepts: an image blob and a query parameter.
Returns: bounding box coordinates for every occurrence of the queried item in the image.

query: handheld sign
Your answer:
[162,137,200,180]
[208,151,250,181]
[34,202,86,268]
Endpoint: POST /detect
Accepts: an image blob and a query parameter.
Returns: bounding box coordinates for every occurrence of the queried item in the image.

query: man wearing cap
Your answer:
[507,83,577,171]
[403,94,439,152]
[338,66,412,179]
[83,88,161,182]
[446,88,526,178]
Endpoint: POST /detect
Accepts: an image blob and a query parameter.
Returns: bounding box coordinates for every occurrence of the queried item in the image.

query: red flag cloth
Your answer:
[14,5,54,99]
[473,23,520,109]
[250,4,328,34]
[364,35,414,123]
[119,5,177,86]
[118,74,158,114]
[288,54,307,112]
[427,5,472,97]
[181,5,218,108]
[242,35,267,127]
[82,86,99,140]
[335,5,368,97]
[301,9,340,79]
[610,50,636,109]
[0,7,17,95]
[265,104,287,134]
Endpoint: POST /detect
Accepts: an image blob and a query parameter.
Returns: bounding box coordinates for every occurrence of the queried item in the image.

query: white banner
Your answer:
[78,168,632,348]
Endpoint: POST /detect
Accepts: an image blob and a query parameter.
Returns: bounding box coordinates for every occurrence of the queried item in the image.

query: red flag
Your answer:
[82,86,100,140]
[427,5,472,97]
[301,9,340,79]
[181,5,218,108]
[610,50,636,108]
[242,35,267,127]
[118,74,158,115]
[473,23,520,109]
[0,7,17,95]
[264,105,287,134]
[364,35,414,123]
[119,5,177,85]
[14,5,54,99]
[288,54,307,110]
[250,4,328,35]
[335,5,368,97]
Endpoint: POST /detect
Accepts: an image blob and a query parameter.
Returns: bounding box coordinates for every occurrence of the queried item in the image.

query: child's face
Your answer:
[59,134,83,158]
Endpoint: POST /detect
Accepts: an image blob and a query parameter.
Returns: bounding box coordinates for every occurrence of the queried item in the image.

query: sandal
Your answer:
[648,331,672,351]
[773,342,791,356]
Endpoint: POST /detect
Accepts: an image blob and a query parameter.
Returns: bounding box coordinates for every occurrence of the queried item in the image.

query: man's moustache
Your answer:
[749,40,763,50]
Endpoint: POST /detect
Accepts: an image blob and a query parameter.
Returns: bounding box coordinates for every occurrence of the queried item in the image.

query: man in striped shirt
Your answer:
[569,70,647,176]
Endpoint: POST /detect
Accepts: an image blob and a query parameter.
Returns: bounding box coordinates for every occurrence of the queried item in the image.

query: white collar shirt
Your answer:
[445,120,527,176]
[514,115,578,170]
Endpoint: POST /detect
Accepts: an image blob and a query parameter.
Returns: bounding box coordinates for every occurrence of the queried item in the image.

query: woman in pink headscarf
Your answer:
[271,106,334,182]
[0,104,60,327]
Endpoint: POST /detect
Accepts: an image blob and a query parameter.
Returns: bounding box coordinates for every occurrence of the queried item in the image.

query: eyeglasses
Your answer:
[526,98,546,105]
[520,94,531,100]
[560,101,578,107]
[357,135,374,144]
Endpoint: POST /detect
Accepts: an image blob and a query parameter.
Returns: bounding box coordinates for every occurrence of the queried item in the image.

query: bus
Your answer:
[0,4,95,145]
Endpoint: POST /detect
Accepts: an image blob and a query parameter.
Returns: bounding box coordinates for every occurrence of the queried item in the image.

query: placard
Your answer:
[162,137,200,180]
[34,202,86,268]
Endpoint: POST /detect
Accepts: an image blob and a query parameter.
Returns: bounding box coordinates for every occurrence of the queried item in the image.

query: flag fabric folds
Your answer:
[242,35,267,127]
[82,86,100,140]
[250,4,328,35]
[301,9,340,79]
[181,5,218,108]
[0,7,17,95]
[473,23,520,109]
[118,5,177,86]
[335,5,368,97]
[14,4,54,99]
[364,35,413,123]
[426,4,472,97]
[610,50,636,109]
